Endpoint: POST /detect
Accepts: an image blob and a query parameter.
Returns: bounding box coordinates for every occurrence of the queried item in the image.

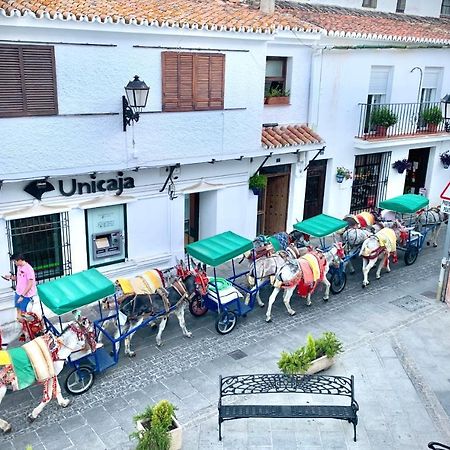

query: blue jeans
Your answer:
[14,293,33,312]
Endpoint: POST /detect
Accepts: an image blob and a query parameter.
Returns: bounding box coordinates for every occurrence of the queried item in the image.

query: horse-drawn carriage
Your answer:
[186,231,266,335]
[293,214,349,295]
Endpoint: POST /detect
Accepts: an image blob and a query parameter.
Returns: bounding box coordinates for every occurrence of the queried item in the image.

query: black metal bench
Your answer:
[218,373,359,442]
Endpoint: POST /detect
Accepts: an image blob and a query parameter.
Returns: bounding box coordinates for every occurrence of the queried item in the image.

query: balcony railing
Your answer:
[357,101,449,140]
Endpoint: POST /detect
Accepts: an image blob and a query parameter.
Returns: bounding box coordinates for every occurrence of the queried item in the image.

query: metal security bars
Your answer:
[357,101,447,139]
[350,152,391,213]
[7,212,72,283]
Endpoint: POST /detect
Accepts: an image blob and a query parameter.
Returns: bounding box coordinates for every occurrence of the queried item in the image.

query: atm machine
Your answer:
[91,231,122,261]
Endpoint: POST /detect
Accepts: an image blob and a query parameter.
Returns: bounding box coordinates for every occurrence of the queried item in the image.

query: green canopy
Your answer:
[293,214,348,237]
[379,194,429,214]
[38,269,115,315]
[186,231,253,267]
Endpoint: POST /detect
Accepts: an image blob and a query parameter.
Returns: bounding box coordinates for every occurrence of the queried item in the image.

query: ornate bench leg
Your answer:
[218,417,223,441]
[353,420,357,442]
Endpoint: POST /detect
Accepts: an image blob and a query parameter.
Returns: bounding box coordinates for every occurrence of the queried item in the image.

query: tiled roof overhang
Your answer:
[262,124,323,149]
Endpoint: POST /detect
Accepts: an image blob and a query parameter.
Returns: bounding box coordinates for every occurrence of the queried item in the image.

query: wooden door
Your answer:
[264,174,290,235]
[404,148,430,195]
[304,160,327,219]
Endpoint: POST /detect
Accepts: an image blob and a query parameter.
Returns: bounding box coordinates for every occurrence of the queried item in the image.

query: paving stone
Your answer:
[66,424,106,449]
[80,406,119,435]
[35,423,72,450]
[59,414,87,433]
[11,430,42,450]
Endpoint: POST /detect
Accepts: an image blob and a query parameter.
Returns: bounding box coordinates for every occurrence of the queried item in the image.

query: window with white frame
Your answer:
[441,0,450,16]
[396,0,406,13]
[418,67,443,128]
[365,66,392,132]
[362,0,377,8]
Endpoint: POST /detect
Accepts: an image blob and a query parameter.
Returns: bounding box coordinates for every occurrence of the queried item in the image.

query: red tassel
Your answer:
[393,253,398,264]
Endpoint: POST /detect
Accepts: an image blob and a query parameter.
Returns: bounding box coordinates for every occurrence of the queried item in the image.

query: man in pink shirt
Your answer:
[3,254,37,320]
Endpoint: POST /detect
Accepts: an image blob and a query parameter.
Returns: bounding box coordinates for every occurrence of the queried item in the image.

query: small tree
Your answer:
[370,106,398,128]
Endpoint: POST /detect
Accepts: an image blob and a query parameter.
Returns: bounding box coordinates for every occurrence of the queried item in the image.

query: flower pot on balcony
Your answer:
[375,125,388,137]
[427,123,438,133]
[264,96,290,105]
[336,174,345,184]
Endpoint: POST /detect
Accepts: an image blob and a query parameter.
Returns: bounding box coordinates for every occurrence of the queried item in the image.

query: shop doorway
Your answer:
[403,148,430,195]
[184,193,199,245]
[257,165,290,235]
[303,160,327,219]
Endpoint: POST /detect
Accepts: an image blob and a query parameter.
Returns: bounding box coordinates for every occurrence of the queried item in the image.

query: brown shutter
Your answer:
[208,54,225,110]
[0,46,25,117]
[22,46,58,116]
[162,52,194,112]
[0,45,57,117]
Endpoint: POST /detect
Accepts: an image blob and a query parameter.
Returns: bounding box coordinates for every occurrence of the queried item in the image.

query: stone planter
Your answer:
[306,355,335,375]
[264,96,289,105]
[136,416,182,450]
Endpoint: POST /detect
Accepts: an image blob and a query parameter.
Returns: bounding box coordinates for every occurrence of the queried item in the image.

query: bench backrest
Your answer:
[220,374,354,400]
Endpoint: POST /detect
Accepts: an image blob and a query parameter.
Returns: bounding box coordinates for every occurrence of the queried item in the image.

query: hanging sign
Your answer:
[441,199,450,214]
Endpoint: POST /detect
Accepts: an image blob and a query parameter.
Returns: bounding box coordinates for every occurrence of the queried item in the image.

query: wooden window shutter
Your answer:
[193,54,224,110]
[162,52,194,112]
[0,45,57,117]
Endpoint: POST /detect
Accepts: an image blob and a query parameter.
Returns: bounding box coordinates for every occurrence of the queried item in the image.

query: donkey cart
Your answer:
[293,214,349,295]
[186,231,267,335]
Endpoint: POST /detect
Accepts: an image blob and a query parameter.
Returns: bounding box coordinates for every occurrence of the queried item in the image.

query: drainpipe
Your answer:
[260,0,275,14]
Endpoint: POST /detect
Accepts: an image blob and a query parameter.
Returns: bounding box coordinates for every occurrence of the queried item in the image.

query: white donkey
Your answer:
[0,317,98,433]
[265,243,345,322]
[340,228,373,274]
[416,206,448,247]
[359,227,398,287]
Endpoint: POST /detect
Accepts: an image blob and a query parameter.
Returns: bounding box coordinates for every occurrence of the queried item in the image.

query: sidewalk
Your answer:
[1,233,450,449]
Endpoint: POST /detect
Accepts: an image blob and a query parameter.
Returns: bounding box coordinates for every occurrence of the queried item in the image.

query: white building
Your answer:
[0,0,449,325]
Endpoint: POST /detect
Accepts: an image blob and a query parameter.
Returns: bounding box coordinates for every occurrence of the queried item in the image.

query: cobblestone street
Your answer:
[2,230,450,449]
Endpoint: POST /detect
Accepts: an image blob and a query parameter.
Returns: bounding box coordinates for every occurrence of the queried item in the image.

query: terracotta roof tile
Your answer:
[262,124,323,149]
[1,1,449,43]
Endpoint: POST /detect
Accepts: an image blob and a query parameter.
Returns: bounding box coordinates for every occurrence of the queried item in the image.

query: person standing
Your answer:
[3,254,37,321]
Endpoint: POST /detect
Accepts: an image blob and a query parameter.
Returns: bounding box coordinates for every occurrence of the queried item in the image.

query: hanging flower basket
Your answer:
[336,167,352,183]
[440,151,450,169]
[392,159,412,174]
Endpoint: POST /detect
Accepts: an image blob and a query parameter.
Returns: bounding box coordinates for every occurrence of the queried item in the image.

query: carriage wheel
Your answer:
[65,366,95,395]
[404,247,418,266]
[189,297,208,317]
[215,311,237,335]
[330,272,347,295]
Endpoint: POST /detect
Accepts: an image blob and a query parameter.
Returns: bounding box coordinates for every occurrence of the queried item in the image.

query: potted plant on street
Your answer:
[370,106,398,137]
[249,173,267,195]
[421,106,443,132]
[392,159,412,174]
[264,86,291,105]
[336,167,352,183]
[278,332,343,375]
[440,151,450,169]
[130,400,182,450]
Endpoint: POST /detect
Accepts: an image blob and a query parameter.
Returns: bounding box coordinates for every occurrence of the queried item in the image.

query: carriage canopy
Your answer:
[293,214,348,237]
[186,231,253,267]
[379,194,429,214]
[37,269,115,315]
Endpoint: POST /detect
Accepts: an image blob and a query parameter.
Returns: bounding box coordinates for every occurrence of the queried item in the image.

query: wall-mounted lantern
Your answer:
[122,75,149,132]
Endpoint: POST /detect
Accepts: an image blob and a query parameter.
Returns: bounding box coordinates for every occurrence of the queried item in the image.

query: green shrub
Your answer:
[370,106,398,127]
[130,400,177,450]
[278,332,343,375]
[249,174,268,190]
[265,86,290,97]
[420,106,443,125]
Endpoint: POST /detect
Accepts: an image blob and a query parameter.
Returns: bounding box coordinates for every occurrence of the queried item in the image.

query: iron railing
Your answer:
[357,101,448,140]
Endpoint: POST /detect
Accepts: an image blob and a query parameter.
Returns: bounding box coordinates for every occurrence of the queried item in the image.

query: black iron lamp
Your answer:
[442,94,450,132]
[123,75,149,132]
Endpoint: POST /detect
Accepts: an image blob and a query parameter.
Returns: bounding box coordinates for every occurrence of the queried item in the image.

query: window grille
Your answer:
[7,212,72,284]
[350,152,391,214]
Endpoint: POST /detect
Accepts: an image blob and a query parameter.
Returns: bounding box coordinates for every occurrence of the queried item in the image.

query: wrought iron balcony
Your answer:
[357,101,449,140]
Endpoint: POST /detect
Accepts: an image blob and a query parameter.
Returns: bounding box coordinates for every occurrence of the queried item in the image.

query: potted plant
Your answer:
[370,106,398,136]
[264,86,291,105]
[392,159,412,174]
[421,106,443,132]
[336,167,352,183]
[440,151,450,169]
[130,400,182,450]
[249,173,267,195]
[278,332,343,375]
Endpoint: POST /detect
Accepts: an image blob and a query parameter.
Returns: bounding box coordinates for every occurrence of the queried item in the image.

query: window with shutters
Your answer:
[162,52,224,112]
[0,45,58,118]
[396,0,406,13]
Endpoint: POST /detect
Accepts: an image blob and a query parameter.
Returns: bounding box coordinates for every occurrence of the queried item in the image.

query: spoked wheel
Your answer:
[65,366,95,395]
[189,296,208,317]
[404,246,419,266]
[329,271,347,295]
[215,311,237,335]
